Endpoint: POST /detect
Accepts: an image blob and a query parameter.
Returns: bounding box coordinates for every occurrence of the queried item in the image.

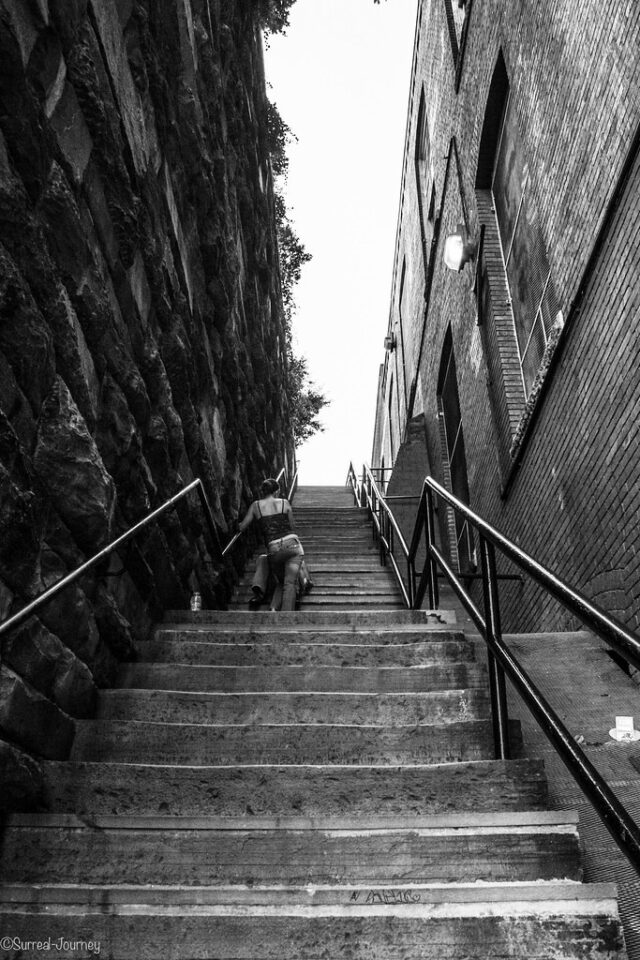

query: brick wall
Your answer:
[374,0,640,633]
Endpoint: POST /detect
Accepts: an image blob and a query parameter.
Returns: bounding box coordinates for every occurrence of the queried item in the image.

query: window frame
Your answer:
[443,0,475,92]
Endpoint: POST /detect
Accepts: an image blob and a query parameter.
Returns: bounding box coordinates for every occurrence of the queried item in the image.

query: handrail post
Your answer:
[425,486,439,609]
[408,556,415,608]
[480,535,511,760]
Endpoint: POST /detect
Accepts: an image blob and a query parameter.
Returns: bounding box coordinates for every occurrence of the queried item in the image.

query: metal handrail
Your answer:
[348,463,412,607]
[0,478,221,641]
[347,461,640,872]
[423,476,640,671]
[418,474,640,874]
[346,462,363,508]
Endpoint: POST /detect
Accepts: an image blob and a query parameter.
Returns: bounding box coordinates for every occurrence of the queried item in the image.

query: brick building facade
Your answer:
[372,0,640,632]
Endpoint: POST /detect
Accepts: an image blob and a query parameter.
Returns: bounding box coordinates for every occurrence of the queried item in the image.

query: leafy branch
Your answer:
[266,101,328,447]
[257,0,298,35]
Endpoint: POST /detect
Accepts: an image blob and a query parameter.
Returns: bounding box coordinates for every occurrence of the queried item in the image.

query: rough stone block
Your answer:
[1,0,40,66]
[0,665,75,759]
[48,80,93,183]
[0,737,44,811]
[36,547,118,687]
[0,463,41,595]
[33,377,116,552]
[88,0,154,176]
[0,246,57,416]
[2,618,97,717]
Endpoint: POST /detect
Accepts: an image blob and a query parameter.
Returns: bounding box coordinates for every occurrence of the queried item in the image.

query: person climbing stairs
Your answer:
[232,485,404,610]
[0,486,628,958]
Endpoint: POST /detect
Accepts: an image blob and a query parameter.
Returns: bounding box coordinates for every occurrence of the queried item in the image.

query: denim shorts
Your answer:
[267,534,304,558]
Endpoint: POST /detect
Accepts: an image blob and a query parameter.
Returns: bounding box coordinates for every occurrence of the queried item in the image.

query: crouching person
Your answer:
[239,478,311,612]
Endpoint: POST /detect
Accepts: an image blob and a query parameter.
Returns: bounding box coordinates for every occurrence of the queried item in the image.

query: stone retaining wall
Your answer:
[0,0,293,808]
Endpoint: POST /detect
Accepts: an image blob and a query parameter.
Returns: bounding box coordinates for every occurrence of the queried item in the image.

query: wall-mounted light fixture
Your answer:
[443,223,477,272]
[384,333,397,352]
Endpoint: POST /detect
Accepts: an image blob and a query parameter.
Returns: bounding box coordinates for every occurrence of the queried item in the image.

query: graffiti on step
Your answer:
[349,888,422,905]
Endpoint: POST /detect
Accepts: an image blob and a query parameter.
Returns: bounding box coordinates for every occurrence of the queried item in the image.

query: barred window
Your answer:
[415,92,436,253]
[492,97,560,395]
[437,330,473,574]
[443,0,472,86]
[475,51,561,482]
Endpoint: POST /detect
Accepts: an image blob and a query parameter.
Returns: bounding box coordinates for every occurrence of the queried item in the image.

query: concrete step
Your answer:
[70,718,508,765]
[1,811,582,886]
[162,610,457,627]
[230,597,406,610]
[292,534,376,544]
[231,598,407,611]
[243,560,389,572]
[1,878,609,909]
[154,624,461,644]
[294,541,378,549]
[235,582,400,597]
[40,758,549,817]
[115,662,485,693]
[292,517,370,526]
[96,688,489,725]
[136,634,475,665]
[233,588,403,601]
[0,883,623,959]
[238,572,398,587]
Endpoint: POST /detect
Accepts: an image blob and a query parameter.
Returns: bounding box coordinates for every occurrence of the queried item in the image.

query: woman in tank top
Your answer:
[238,478,309,611]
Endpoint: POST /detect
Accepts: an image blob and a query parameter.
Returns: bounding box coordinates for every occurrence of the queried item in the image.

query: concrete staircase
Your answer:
[0,485,627,958]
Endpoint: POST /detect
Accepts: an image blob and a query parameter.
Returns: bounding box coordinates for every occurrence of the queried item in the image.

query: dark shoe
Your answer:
[248,591,263,610]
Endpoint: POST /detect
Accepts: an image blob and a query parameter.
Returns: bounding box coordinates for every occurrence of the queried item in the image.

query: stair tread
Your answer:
[1,878,613,900]
[5,810,580,829]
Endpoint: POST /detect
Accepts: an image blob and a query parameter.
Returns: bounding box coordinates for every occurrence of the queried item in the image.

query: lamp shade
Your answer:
[443,223,476,272]
[444,233,466,271]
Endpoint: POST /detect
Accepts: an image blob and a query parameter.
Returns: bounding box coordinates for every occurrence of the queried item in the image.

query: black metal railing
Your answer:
[347,462,640,874]
[347,462,411,606]
[0,478,222,642]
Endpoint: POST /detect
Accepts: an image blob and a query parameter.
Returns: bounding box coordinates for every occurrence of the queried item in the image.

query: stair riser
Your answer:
[230,601,407,610]
[97,690,488,725]
[243,564,391,573]
[3,828,581,885]
[163,611,454,625]
[116,664,484,693]
[42,760,549,817]
[153,629,465,646]
[135,639,474,666]
[70,720,502,765]
[0,913,624,960]
[238,575,398,587]
[234,578,398,603]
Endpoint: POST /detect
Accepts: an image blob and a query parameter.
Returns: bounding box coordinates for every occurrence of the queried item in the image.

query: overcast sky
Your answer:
[263,1,418,485]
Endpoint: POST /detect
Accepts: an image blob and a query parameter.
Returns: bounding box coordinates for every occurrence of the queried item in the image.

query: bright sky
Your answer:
[264,1,417,485]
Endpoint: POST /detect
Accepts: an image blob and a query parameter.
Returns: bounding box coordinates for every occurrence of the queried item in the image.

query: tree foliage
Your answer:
[258,0,298,35]
[265,101,295,179]
[265,101,328,448]
[272,193,328,447]
[274,193,310,327]
[287,355,330,446]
